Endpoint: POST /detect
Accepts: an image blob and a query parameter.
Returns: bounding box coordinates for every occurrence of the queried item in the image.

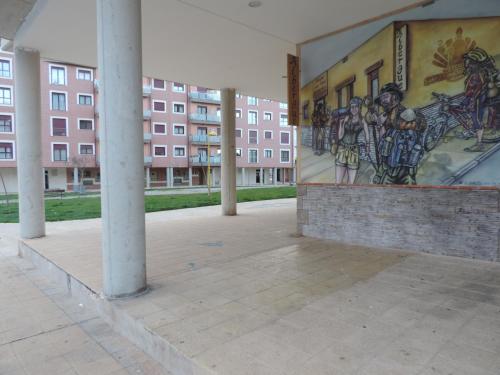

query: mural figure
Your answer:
[461,47,498,151]
[373,83,427,185]
[311,101,330,155]
[335,97,370,184]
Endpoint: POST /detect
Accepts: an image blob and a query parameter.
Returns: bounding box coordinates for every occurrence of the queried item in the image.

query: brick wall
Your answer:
[297,184,500,262]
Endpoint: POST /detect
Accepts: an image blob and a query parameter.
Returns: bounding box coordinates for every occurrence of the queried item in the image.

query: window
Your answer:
[280,149,291,163]
[280,102,288,109]
[247,96,258,106]
[0,141,14,160]
[236,148,242,157]
[173,103,185,114]
[153,79,166,90]
[365,60,383,100]
[264,149,273,159]
[78,94,93,106]
[0,114,13,133]
[174,146,186,157]
[51,92,67,111]
[280,131,290,145]
[173,124,185,135]
[235,93,242,98]
[50,65,66,85]
[172,82,185,92]
[248,130,258,144]
[153,100,166,112]
[235,109,242,118]
[248,149,258,163]
[76,68,92,81]
[78,119,94,130]
[0,59,11,78]
[153,123,167,135]
[280,113,288,127]
[52,143,68,161]
[0,87,12,106]
[264,112,272,121]
[335,76,356,108]
[154,145,167,157]
[248,110,257,125]
[51,118,68,136]
[264,130,273,140]
[79,144,94,155]
[197,105,207,114]
[235,128,242,138]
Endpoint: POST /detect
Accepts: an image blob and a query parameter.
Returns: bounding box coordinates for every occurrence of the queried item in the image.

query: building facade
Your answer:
[0,52,294,193]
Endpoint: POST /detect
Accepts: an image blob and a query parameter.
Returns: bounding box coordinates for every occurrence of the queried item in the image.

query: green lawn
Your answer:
[0,187,296,223]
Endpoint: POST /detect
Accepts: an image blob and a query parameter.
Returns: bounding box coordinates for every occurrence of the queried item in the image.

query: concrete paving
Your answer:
[2,199,500,374]
[0,229,170,375]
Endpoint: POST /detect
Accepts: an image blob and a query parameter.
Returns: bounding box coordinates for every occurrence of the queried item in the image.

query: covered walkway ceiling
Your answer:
[2,0,425,101]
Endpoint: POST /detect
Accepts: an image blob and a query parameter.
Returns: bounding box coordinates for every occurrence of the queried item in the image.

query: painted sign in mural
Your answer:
[300,17,500,186]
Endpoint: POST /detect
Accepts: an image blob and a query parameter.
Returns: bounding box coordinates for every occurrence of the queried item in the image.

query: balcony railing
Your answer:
[143,109,151,119]
[144,132,152,143]
[189,91,221,104]
[189,135,221,144]
[144,156,153,165]
[189,155,221,166]
[189,113,221,124]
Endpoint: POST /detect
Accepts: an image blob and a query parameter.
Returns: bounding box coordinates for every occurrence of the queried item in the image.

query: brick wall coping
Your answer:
[298,183,499,192]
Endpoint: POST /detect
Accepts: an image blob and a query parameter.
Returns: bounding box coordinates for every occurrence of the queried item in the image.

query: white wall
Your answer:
[46,168,67,190]
[0,168,18,193]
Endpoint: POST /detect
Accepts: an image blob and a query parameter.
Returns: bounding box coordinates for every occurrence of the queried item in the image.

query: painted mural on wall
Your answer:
[300,17,500,186]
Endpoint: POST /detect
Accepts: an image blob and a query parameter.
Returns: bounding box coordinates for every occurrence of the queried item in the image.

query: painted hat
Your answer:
[374,83,403,105]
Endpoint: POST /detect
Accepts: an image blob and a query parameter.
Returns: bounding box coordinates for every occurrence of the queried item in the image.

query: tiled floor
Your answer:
[4,199,500,374]
[0,232,169,375]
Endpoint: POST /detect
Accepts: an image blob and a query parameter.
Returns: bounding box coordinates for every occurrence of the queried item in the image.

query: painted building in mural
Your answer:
[300,16,500,186]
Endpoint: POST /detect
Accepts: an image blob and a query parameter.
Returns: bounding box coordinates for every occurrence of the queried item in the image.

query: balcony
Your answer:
[94,79,99,91]
[144,156,153,166]
[143,85,152,96]
[189,134,221,145]
[143,109,151,119]
[189,155,221,166]
[144,132,152,143]
[189,91,220,104]
[189,113,221,125]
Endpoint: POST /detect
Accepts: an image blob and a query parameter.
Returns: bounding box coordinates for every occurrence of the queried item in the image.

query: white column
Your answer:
[273,168,278,185]
[14,48,45,239]
[170,167,174,187]
[188,167,193,187]
[146,167,151,189]
[260,167,264,186]
[97,0,146,298]
[241,167,246,186]
[292,165,297,184]
[73,167,79,191]
[221,88,237,216]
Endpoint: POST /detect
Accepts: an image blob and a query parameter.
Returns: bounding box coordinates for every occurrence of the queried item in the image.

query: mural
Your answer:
[300,17,500,186]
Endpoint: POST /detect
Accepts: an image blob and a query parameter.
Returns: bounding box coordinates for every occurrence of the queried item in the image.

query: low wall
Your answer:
[297,183,500,262]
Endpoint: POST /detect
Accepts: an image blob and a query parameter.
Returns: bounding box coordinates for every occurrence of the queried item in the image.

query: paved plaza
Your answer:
[0,199,498,374]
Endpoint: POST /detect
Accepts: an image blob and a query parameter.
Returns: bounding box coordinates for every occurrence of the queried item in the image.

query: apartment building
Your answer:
[0,52,294,193]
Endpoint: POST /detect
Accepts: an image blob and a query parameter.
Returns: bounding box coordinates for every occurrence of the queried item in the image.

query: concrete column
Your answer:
[14,47,45,239]
[145,167,151,189]
[242,167,246,186]
[170,167,174,187]
[273,168,278,186]
[260,168,264,186]
[221,88,237,216]
[73,167,79,192]
[292,165,297,184]
[188,167,193,187]
[97,0,146,298]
